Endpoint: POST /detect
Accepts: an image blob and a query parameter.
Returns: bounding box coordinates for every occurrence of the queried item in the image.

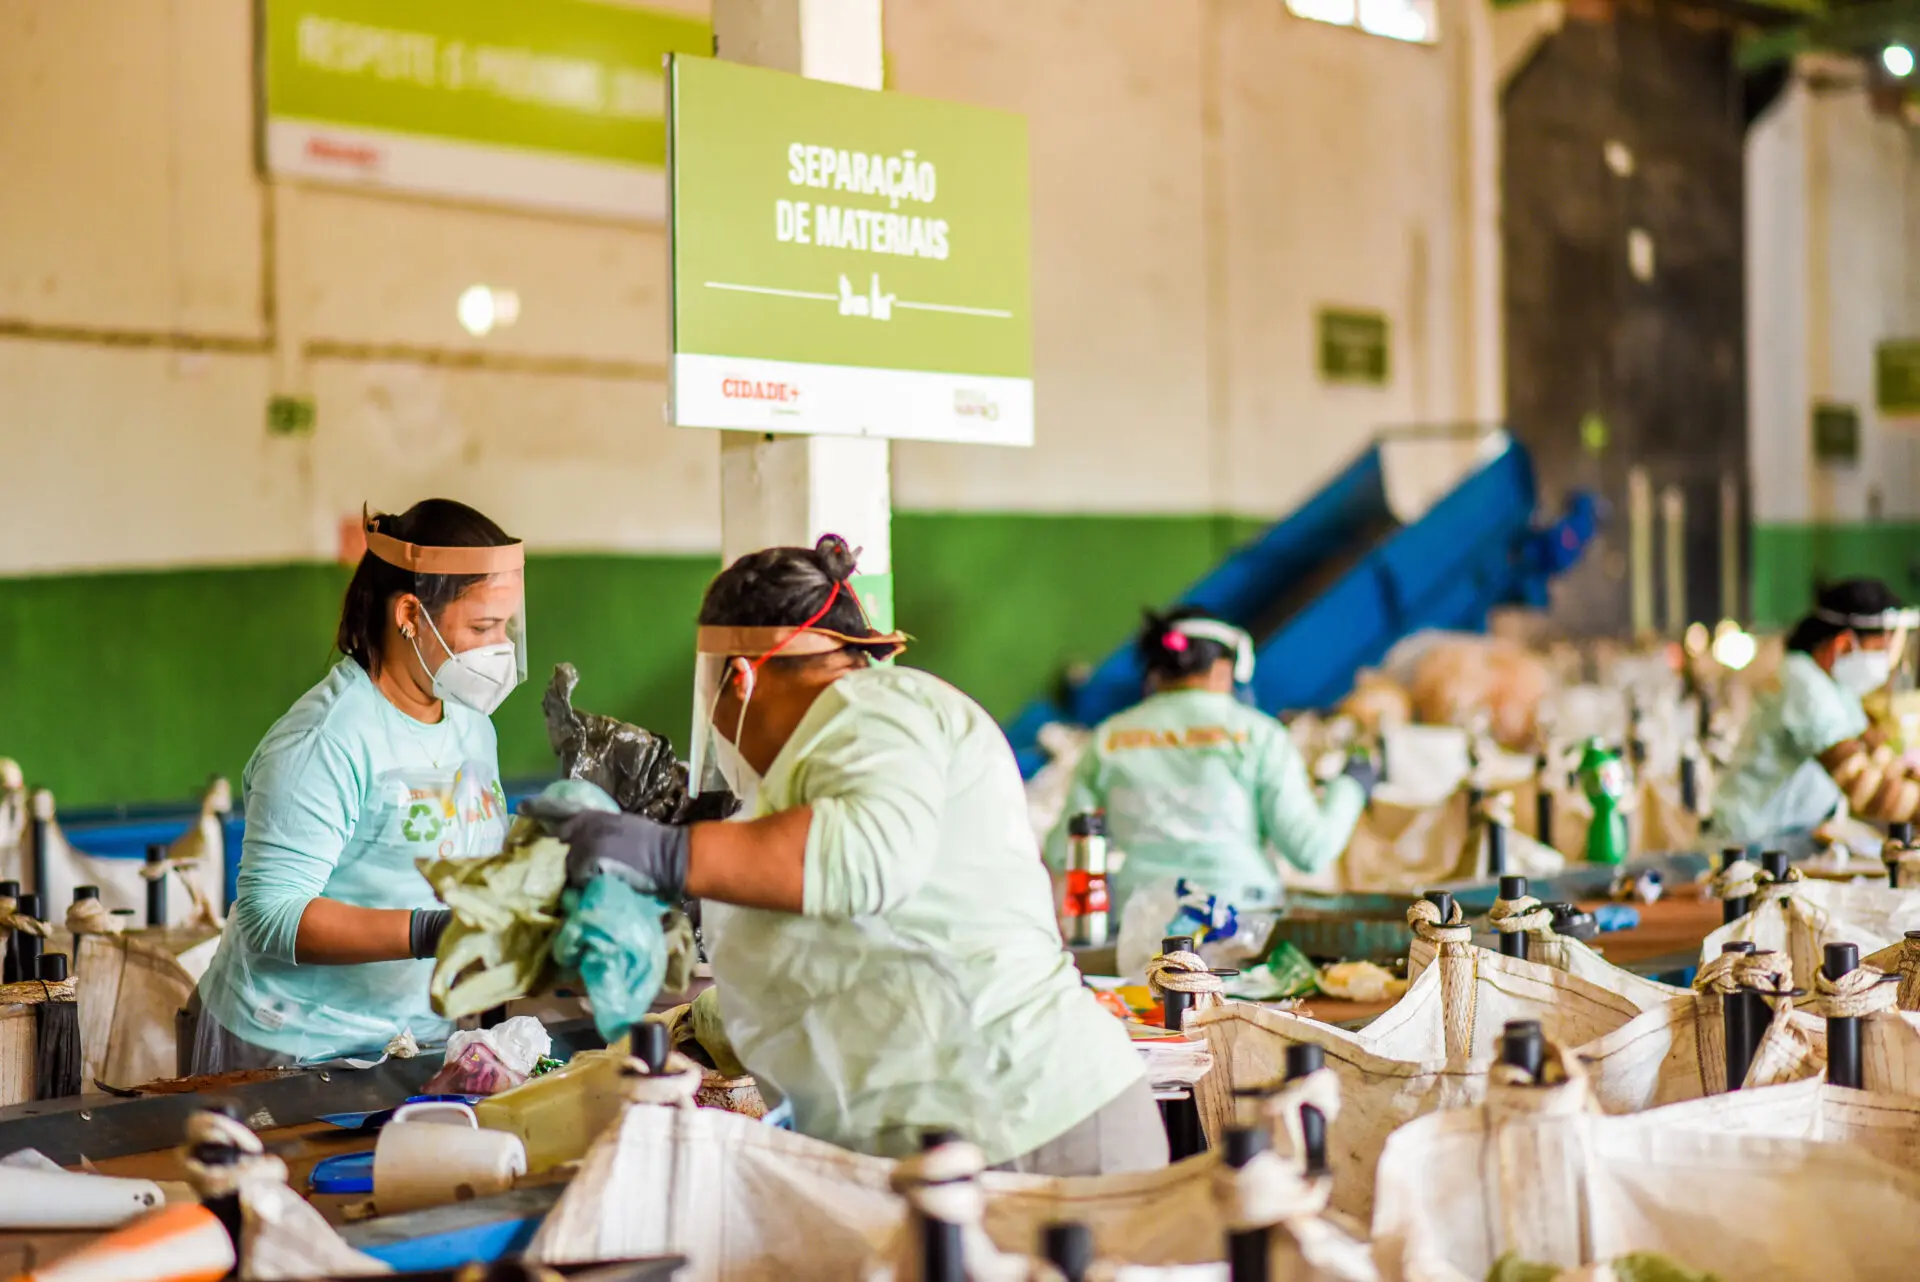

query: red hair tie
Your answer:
[1163,631,1189,653]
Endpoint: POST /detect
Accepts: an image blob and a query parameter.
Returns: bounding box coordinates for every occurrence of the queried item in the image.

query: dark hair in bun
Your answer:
[699,533,890,662]
[1137,606,1234,681]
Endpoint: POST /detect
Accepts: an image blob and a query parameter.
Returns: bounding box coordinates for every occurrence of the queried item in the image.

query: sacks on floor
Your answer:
[1702,875,1920,992]
[1190,930,1651,1220]
[68,927,215,1089]
[1370,1038,1920,1282]
[528,1055,1371,1282]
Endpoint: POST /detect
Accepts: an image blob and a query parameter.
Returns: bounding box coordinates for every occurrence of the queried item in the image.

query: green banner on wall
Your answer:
[667,55,1034,446]
[260,0,709,220]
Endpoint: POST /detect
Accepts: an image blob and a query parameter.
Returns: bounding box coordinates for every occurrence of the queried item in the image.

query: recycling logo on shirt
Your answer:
[402,801,444,844]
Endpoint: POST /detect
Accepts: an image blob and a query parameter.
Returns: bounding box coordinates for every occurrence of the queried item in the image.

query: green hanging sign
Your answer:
[667,55,1034,446]
[260,0,709,220]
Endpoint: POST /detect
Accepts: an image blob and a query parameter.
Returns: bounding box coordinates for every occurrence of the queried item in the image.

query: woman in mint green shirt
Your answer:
[549,536,1160,1177]
[1045,609,1374,915]
[189,499,525,1071]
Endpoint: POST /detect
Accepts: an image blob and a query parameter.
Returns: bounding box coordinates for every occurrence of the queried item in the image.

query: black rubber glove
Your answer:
[552,810,692,900]
[409,907,452,959]
[1341,751,1382,798]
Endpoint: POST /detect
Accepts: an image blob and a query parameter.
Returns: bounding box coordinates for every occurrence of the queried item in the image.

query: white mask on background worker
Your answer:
[1831,645,1894,698]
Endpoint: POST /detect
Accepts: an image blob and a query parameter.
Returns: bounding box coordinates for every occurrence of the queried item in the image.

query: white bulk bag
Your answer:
[1703,875,1920,984]
[529,1058,1371,1282]
[1371,1041,1920,1282]
[1191,940,1649,1221]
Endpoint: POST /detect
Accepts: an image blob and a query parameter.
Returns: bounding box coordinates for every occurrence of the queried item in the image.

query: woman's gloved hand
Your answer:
[1341,750,1382,798]
[409,907,452,960]
[550,810,691,900]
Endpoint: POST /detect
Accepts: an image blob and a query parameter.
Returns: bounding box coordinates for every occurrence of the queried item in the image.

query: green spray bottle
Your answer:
[1578,738,1631,866]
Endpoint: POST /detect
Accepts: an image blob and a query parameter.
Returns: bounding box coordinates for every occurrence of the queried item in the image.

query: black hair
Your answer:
[1138,607,1235,682]
[697,534,892,664]
[336,499,515,674]
[1785,577,1904,655]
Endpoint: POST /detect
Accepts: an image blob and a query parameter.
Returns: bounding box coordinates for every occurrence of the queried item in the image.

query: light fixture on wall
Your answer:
[1711,620,1757,672]
[1885,44,1916,78]
[457,285,521,337]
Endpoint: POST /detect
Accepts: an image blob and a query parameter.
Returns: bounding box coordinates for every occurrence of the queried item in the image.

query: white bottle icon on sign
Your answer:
[838,273,895,320]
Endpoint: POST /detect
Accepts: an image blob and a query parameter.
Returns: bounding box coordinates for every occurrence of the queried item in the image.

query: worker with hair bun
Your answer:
[1715,577,1920,847]
[1044,607,1373,916]
[544,535,1162,1176]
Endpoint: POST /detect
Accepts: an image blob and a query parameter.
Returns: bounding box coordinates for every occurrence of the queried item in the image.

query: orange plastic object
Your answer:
[11,1203,235,1282]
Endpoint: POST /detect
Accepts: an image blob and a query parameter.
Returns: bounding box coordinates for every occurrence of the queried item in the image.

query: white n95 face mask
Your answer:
[1832,648,1894,698]
[415,614,522,716]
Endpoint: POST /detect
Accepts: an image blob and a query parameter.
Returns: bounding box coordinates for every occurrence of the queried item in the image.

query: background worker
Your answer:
[1045,608,1375,915]
[1713,578,1919,848]
[551,536,1163,1176]
[189,499,525,1070]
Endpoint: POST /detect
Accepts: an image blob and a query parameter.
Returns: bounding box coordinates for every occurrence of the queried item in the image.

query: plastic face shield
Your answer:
[1818,606,1920,692]
[1169,618,1256,684]
[365,509,528,714]
[688,623,906,802]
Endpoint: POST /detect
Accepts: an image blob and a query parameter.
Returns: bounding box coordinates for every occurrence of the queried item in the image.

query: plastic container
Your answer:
[474,1046,633,1174]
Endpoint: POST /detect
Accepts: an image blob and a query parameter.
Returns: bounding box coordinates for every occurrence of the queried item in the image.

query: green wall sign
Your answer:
[667,55,1033,445]
[260,0,709,220]
[1318,308,1390,386]
[1811,401,1860,463]
[1878,340,1920,415]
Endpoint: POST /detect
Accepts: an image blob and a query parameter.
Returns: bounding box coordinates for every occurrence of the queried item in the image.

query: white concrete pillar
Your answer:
[712,0,895,628]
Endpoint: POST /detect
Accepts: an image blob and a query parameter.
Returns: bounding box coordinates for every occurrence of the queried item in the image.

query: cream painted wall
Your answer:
[1747,71,1920,525]
[0,0,1500,574]
[886,0,1500,518]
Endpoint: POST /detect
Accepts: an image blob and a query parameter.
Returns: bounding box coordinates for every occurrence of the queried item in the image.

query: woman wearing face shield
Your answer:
[1712,578,1919,850]
[188,500,526,1071]
[551,536,1163,1175]
[1042,608,1374,918]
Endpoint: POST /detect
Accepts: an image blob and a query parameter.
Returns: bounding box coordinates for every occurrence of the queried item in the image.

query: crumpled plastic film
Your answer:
[422,779,694,1023]
[421,826,572,1020]
[552,874,693,1045]
[543,663,694,821]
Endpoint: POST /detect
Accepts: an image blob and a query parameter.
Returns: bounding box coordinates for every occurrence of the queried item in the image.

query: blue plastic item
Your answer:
[1592,904,1642,933]
[1004,431,1598,777]
[310,1150,375,1195]
[317,1093,486,1132]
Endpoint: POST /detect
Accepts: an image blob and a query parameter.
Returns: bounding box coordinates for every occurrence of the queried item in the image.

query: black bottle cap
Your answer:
[36,953,68,982]
[1499,875,1529,899]
[1285,1043,1325,1080]
[73,885,99,903]
[1067,812,1107,838]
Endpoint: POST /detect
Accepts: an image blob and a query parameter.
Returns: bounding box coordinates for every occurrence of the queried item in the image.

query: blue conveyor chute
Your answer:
[1005,431,1598,777]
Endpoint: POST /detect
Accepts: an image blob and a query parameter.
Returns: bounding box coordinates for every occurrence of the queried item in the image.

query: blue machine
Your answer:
[1004,429,1598,777]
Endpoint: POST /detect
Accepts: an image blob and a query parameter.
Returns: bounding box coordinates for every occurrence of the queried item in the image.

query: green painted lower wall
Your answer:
[1751,521,1920,628]
[0,513,1259,809]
